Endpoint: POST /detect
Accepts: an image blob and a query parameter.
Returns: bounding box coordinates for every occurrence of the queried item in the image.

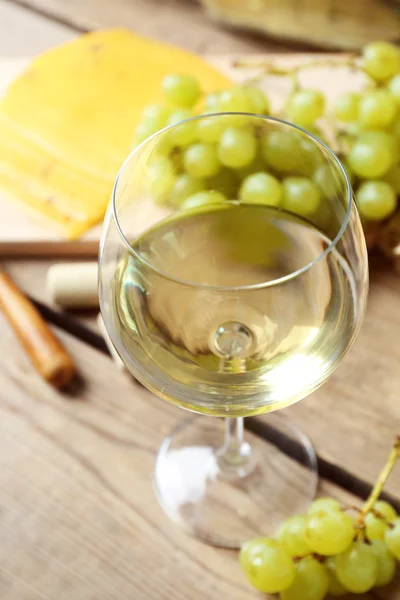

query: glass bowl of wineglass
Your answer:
[99,113,368,548]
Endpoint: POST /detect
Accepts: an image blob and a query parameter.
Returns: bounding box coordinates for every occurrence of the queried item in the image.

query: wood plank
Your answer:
[7,0,291,54]
[0,2,398,597]
[0,0,75,56]
[4,252,400,489]
[3,256,400,501]
[0,313,399,600]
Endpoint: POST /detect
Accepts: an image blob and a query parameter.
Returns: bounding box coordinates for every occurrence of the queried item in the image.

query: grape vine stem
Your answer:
[233,55,376,96]
[233,56,359,75]
[232,56,363,95]
[361,435,400,517]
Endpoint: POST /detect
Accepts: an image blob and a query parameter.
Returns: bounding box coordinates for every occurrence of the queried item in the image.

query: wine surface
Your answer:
[112,203,357,416]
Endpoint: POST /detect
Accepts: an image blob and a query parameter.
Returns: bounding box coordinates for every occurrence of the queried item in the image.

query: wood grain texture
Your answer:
[1,2,400,597]
[0,0,398,496]
[0,0,75,56]
[1,313,399,600]
[5,0,292,54]
[4,256,400,500]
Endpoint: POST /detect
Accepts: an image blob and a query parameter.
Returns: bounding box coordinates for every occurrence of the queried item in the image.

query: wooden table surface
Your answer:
[1,1,400,598]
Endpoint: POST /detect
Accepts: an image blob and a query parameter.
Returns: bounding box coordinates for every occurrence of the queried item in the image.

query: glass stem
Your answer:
[219,417,251,469]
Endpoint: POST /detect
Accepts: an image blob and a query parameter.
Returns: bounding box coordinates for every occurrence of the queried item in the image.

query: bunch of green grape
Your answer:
[133,40,400,238]
[333,42,400,224]
[240,496,400,599]
[134,77,326,218]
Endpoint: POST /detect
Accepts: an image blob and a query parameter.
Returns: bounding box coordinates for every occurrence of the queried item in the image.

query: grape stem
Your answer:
[341,504,362,513]
[292,553,324,564]
[232,56,359,76]
[361,435,400,517]
[232,55,363,95]
[234,55,378,99]
[370,508,392,525]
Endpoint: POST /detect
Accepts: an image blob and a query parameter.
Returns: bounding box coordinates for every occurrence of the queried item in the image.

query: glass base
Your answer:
[154,413,318,549]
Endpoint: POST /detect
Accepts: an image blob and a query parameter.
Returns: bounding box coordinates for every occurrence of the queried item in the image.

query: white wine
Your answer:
[112,203,359,417]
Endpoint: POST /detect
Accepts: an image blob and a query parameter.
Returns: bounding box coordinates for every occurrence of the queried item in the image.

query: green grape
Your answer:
[325,557,347,597]
[170,173,205,206]
[218,127,257,169]
[385,517,400,559]
[282,177,321,217]
[219,86,255,113]
[220,114,250,128]
[306,124,323,138]
[237,153,266,180]
[393,117,400,145]
[141,104,172,129]
[358,89,397,129]
[297,137,323,176]
[167,109,198,148]
[335,541,378,593]
[313,164,341,199]
[207,168,239,198]
[348,136,393,179]
[308,498,341,515]
[182,190,226,210]
[313,200,334,232]
[334,92,361,122]
[262,130,302,173]
[305,509,354,555]
[286,89,325,127]
[366,511,389,541]
[360,130,399,163]
[371,540,396,587]
[197,115,227,144]
[184,143,220,178]
[204,92,222,111]
[148,157,176,201]
[276,515,310,557]
[375,500,397,522]
[365,500,396,541]
[389,73,400,105]
[359,129,397,146]
[345,121,363,139]
[162,74,200,108]
[356,180,396,221]
[168,109,194,125]
[362,41,400,82]
[307,124,329,147]
[239,172,283,206]
[280,556,329,600]
[134,120,160,145]
[242,85,270,114]
[340,158,356,187]
[239,537,295,594]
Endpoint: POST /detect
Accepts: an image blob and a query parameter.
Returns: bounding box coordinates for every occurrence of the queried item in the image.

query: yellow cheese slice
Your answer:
[0,29,231,238]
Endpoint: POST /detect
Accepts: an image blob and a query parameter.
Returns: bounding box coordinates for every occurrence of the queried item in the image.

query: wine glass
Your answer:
[99,113,368,548]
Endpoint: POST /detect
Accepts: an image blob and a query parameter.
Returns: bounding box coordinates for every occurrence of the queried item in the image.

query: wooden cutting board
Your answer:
[0,54,366,257]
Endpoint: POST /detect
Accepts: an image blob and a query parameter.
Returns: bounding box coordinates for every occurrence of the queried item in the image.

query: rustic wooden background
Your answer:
[1,1,400,598]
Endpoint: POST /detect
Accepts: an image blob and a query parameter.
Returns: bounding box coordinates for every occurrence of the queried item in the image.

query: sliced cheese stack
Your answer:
[0,29,230,238]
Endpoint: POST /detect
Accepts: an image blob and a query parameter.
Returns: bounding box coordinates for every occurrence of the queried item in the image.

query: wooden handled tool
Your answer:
[0,272,76,388]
